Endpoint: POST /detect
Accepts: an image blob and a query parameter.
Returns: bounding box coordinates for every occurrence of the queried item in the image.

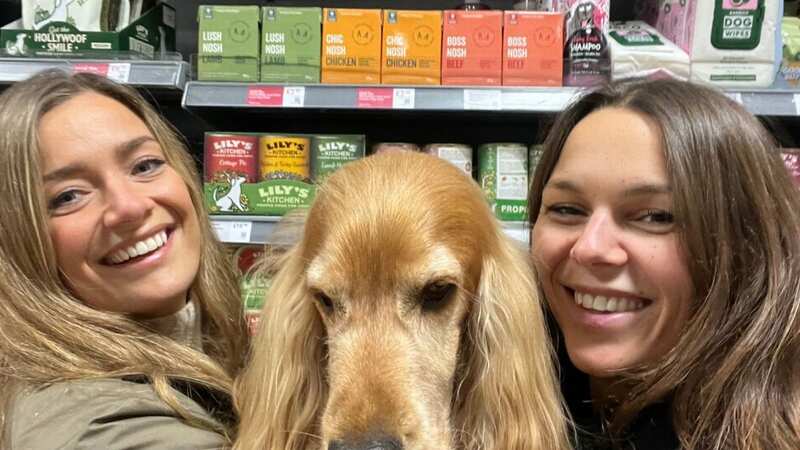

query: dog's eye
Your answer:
[420,281,456,311]
[314,292,334,312]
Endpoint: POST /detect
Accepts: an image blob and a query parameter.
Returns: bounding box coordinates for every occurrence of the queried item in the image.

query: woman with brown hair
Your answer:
[529,78,800,449]
[0,69,249,448]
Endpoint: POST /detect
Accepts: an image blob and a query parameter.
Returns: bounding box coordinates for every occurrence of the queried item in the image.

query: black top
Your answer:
[557,334,680,450]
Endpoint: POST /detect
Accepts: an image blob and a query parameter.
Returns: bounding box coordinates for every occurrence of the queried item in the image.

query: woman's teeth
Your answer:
[107,231,168,264]
[575,291,645,313]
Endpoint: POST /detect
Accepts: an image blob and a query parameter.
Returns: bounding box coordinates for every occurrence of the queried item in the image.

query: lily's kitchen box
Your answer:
[1,3,175,58]
[322,8,382,84]
[503,11,564,86]
[198,5,260,82]
[441,10,503,86]
[261,6,322,83]
[381,10,442,85]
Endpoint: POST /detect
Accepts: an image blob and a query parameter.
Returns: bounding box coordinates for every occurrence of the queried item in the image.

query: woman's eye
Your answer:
[132,158,165,176]
[48,189,83,211]
[543,204,586,222]
[639,209,674,224]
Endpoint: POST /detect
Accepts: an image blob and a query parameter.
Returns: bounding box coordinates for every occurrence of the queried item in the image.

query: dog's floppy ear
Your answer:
[452,227,570,450]
[233,245,326,450]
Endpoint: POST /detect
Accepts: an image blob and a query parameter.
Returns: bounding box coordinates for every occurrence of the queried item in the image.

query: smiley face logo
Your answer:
[291,23,312,44]
[413,25,435,47]
[473,26,495,48]
[229,21,250,43]
[353,23,374,45]
[534,26,556,47]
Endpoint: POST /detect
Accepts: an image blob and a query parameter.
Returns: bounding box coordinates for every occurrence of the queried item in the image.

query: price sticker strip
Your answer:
[73,62,131,83]
[212,220,253,244]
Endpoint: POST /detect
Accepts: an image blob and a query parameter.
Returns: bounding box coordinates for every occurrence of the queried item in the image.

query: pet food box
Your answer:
[322,8,382,84]
[204,132,366,216]
[381,10,442,85]
[502,11,564,86]
[261,6,322,83]
[1,3,175,58]
[781,17,800,87]
[197,5,260,82]
[442,10,503,86]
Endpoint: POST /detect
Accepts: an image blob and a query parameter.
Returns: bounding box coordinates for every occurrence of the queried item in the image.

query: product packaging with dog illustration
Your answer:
[559,0,610,86]
[197,5,260,82]
[2,2,174,58]
[204,132,366,216]
[261,6,322,83]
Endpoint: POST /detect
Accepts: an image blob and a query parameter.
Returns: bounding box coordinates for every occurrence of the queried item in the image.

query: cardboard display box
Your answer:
[1,3,175,58]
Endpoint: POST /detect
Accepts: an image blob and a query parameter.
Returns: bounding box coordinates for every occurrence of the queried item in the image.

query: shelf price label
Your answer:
[212,220,253,243]
[794,94,800,116]
[356,88,394,108]
[392,88,415,109]
[282,86,305,107]
[463,89,502,110]
[246,86,284,106]
[73,62,131,83]
[725,92,743,104]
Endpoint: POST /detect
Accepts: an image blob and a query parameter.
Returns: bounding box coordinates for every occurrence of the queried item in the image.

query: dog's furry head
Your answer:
[234,150,569,450]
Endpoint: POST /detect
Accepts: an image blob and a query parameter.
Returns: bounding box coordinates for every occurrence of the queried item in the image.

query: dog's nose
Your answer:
[328,436,403,450]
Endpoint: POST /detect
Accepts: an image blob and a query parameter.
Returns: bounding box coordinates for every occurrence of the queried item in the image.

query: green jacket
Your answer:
[8,378,228,449]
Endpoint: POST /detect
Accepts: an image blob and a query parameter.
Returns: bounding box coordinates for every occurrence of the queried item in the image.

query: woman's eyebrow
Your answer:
[43,136,157,183]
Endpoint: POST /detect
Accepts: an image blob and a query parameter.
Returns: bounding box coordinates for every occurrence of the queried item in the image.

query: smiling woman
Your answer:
[528,78,800,450]
[0,70,249,449]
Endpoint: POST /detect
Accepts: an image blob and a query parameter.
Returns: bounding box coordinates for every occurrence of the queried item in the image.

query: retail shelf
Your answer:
[0,57,189,89]
[210,215,530,246]
[183,81,800,117]
[183,82,584,113]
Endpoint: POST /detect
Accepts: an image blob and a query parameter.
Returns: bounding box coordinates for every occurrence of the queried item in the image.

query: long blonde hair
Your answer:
[530,78,800,449]
[0,70,248,442]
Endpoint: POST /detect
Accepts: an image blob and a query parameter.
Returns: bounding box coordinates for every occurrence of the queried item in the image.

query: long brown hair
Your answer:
[529,78,800,449]
[0,70,248,442]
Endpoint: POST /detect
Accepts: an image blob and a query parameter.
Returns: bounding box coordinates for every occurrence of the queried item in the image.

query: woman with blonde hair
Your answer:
[529,77,800,449]
[0,69,249,448]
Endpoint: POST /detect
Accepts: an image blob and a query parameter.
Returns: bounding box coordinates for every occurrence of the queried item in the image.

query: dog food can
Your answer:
[479,143,529,221]
[371,142,420,154]
[204,133,259,182]
[311,135,366,182]
[423,143,473,177]
[259,135,311,182]
[529,144,544,181]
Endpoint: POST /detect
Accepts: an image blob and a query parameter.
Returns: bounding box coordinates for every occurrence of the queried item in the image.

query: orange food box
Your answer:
[322,8,382,84]
[441,10,503,86]
[381,10,442,85]
[503,11,564,86]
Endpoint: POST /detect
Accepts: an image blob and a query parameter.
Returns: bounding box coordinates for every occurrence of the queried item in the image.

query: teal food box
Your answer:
[197,5,260,82]
[261,7,322,83]
[1,4,175,58]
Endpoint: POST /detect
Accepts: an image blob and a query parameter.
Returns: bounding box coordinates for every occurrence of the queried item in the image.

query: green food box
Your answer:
[1,3,175,58]
[261,6,322,83]
[197,5,260,82]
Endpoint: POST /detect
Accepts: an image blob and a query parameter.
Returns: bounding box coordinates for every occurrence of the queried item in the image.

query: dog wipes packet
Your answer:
[24,0,106,31]
[609,21,690,80]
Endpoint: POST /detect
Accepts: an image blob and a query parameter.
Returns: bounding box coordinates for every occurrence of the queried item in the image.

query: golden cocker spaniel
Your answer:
[233,150,568,450]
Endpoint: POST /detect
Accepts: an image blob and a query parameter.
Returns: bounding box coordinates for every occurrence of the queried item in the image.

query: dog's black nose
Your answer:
[328,436,403,450]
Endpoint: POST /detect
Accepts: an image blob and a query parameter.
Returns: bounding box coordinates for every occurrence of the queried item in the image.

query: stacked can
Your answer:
[259,135,311,182]
[478,143,529,221]
[423,143,473,177]
[311,135,366,182]
[372,142,420,153]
